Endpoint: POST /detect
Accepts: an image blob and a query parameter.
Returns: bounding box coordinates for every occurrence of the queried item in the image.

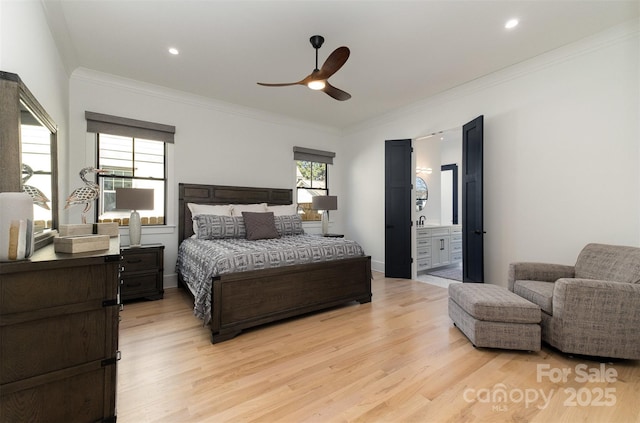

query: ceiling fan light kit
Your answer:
[257,35,351,101]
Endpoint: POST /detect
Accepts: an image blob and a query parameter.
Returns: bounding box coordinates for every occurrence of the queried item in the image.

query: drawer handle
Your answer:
[127,259,142,264]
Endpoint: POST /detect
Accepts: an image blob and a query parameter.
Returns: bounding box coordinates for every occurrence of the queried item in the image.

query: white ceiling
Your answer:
[43,0,639,129]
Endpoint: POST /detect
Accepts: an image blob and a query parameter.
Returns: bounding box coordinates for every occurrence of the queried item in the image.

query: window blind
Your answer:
[85,111,175,143]
[293,146,335,164]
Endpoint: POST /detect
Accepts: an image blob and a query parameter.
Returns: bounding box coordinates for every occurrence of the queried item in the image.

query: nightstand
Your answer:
[120,243,164,301]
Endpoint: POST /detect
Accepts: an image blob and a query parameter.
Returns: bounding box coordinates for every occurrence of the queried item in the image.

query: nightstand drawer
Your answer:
[121,273,159,296]
[121,250,161,273]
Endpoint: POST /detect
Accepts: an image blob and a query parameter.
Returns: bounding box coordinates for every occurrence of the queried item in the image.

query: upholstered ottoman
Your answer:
[448,283,541,351]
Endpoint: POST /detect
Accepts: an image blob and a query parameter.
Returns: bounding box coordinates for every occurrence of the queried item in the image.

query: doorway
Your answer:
[385,116,484,283]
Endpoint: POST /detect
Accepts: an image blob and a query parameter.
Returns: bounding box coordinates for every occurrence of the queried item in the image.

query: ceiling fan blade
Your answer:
[257,81,303,87]
[322,82,351,101]
[317,46,350,79]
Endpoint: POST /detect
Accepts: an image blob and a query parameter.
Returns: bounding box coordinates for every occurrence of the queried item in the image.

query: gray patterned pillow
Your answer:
[273,215,304,236]
[242,211,280,240]
[194,215,246,239]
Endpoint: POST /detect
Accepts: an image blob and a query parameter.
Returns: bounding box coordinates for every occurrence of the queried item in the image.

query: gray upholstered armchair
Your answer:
[508,243,640,360]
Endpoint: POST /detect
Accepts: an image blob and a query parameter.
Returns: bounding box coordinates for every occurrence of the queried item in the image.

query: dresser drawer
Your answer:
[1,309,110,384]
[451,233,462,243]
[451,242,463,253]
[451,251,463,262]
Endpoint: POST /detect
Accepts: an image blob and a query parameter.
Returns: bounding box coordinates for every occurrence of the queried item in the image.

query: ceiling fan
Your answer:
[257,35,351,101]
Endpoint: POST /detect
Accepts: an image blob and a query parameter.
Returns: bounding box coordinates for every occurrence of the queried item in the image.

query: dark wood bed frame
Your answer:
[178,183,372,343]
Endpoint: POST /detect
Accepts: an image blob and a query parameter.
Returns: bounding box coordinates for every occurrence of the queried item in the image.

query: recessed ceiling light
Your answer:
[505,19,519,29]
[168,47,179,55]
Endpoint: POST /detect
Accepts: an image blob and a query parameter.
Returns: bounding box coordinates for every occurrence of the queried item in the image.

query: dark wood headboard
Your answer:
[178,183,293,242]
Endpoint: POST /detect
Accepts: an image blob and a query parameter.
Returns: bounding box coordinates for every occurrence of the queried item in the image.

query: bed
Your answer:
[177,183,372,343]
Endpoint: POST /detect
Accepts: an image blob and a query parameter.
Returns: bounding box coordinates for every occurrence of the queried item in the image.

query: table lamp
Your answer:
[116,188,154,247]
[311,195,337,235]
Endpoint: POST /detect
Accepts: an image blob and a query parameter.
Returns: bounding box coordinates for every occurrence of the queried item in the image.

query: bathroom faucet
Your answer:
[418,216,426,226]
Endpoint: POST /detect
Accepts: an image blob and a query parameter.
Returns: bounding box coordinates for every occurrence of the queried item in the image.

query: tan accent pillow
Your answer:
[241,211,279,240]
[266,204,298,216]
[231,203,268,216]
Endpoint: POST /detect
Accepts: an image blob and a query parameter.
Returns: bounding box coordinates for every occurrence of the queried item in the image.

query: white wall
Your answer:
[1,0,70,200]
[69,69,343,287]
[4,2,638,291]
[343,21,640,286]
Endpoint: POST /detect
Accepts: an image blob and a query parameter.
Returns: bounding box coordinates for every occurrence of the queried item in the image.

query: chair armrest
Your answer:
[553,278,640,323]
[508,262,575,291]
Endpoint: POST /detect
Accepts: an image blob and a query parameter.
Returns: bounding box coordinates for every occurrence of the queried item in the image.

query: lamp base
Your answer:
[321,211,329,235]
[129,210,142,247]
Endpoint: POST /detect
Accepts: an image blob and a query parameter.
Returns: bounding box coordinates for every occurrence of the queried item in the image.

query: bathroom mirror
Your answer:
[416,176,428,211]
[1,71,59,250]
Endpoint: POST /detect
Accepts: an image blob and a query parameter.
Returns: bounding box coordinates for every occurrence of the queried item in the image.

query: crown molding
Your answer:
[70,68,342,136]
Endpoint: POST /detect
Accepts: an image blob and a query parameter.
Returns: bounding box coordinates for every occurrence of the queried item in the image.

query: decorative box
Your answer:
[59,224,93,237]
[54,235,110,254]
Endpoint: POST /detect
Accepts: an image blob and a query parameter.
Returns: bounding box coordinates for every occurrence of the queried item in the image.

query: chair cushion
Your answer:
[448,283,540,324]
[575,243,640,284]
[512,280,554,315]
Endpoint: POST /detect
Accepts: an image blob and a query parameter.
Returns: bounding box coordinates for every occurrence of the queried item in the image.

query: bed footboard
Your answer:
[210,256,372,343]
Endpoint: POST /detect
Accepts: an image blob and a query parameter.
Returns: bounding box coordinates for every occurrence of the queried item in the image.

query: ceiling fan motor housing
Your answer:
[310,35,325,49]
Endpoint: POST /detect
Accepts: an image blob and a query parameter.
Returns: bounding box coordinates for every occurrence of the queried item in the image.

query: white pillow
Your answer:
[188,203,232,234]
[230,203,268,216]
[188,203,232,217]
[267,204,298,216]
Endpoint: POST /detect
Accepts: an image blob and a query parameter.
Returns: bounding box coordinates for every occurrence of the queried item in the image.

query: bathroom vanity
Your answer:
[416,225,462,272]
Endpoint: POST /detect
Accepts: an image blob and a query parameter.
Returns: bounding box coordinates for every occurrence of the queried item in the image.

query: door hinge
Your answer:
[102,299,118,307]
[101,351,121,367]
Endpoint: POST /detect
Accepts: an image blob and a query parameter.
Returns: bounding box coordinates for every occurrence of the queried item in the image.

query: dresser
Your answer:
[120,243,164,301]
[0,238,120,422]
[416,225,462,272]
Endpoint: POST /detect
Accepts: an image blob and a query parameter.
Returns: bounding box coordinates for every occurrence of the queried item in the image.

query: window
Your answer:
[296,160,327,221]
[293,146,335,221]
[85,111,175,227]
[97,134,166,225]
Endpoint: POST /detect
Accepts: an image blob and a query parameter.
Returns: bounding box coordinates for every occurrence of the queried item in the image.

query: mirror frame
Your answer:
[0,71,59,250]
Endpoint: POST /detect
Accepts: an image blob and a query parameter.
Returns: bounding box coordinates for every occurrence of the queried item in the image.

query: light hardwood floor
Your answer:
[118,273,640,422]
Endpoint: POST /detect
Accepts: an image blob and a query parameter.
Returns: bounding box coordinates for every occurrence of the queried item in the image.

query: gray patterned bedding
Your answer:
[176,234,365,324]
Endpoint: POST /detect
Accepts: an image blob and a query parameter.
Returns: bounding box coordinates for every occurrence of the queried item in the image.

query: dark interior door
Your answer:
[462,115,484,282]
[385,139,412,278]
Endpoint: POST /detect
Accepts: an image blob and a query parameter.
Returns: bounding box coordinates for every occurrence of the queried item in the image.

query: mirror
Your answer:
[416,176,428,211]
[0,71,58,249]
[414,128,462,224]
